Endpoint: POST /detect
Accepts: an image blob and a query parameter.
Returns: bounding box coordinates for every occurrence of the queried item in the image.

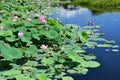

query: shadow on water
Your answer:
[0,60,12,71]
[53,3,120,80]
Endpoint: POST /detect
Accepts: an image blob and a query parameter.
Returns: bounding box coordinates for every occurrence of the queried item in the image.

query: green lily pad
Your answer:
[1,47,23,60]
[45,30,59,39]
[42,57,54,65]
[112,49,119,52]
[15,74,33,80]
[3,69,21,76]
[79,31,88,43]
[81,61,100,68]
[67,69,77,74]
[35,73,48,80]
[62,76,74,80]
[84,55,96,60]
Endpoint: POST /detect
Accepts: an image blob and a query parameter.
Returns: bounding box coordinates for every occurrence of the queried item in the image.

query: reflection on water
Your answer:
[61,3,120,15]
[53,5,120,80]
[58,6,89,18]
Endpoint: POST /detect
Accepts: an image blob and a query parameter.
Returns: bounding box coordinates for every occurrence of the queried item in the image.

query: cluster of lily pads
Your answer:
[82,25,119,52]
[0,0,119,80]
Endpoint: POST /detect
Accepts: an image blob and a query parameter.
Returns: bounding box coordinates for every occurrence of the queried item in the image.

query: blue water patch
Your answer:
[53,6,120,80]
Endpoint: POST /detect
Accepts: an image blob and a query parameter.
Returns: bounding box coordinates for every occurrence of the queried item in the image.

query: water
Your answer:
[53,6,120,80]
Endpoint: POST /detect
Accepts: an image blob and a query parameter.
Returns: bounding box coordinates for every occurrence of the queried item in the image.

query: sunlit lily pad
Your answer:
[35,73,49,80]
[1,47,23,60]
[2,69,21,76]
[62,76,74,80]
[97,44,112,47]
[45,30,59,39]
[112,49,119,52]
[67,69,77,74]
[84,55,96,60]
[81,61,100,68]
[112,45,119,48]
[15,74,34,80]
[95,38,107,41]
[74,67,88,74]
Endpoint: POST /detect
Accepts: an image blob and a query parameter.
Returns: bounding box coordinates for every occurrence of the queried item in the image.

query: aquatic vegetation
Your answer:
[0,14,100,79]
[112,49,119,52]
[71,0,120,7]
[0,1,100,79]
[61,0,120,15]
[88,21,94,26]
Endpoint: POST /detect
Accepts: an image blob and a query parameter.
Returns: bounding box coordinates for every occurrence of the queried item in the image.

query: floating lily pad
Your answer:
[35,73,48,80]
[81,61,100,68]
[2,69,21,76]
[15,74,33,80]
[112,45,119,48]
[112,49,119,52]
[67,69,77,74]
[84,55,96,60]
[97,44,112,47]
[1,47,23,60]
[62,76,74,80]
[45,30,59,39]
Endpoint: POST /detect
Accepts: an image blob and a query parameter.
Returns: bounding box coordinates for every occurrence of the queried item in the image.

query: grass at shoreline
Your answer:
[71,0,120,7]
[63,0,120,15]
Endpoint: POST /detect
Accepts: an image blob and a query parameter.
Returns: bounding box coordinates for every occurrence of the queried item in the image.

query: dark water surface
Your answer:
[53,6,120,80]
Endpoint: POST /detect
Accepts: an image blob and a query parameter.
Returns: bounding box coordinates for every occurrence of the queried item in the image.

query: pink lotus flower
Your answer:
[41,19,47,23]
[46,27,48,30]
[14,16,18,19]
[0,10,4,14]
[13,16,18,22]
[40,44,48,49]
[88,21,94,25]
[0,26,4,30]
[39,16,47,23]
[26,18,32,21]
[18,32,24,37]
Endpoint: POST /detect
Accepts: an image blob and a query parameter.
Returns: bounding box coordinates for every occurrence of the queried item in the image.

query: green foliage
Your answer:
[71,0,120,7]
[35,73,49,80]
[45,30,59,39]
[0,12,98,80]
[1,47,23,60]
[66,0,120,15]
[81,61,100,68]
[15,74,34,80]
[62,76,74,80]
[2,69,21,76]
[79,31,88,43]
